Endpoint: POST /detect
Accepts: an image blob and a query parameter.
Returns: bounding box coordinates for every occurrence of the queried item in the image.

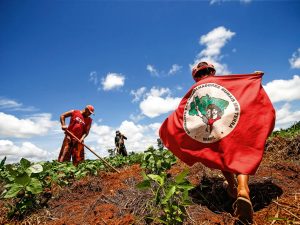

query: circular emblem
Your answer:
[183,83,240,143]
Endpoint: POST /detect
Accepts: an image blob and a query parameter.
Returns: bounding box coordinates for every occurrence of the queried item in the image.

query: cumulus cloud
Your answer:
[210,0,251,4]
[263,75,300,103]
[140,87,181,118]
[275,103,300,130]
[87,120,161,156]
[130,87,147,103]
[147,64,182,77]
[168,64,182,75]
[119,120,161,151]
[0,97,37,112]
[147,65,159,76]
[0,112,56,138]
[88,123,114,153]
[191,26,235,75]
[147,87,171,97]
[289,48,300,69]
[101,73,125,91]
[129,113,145,123]
[0,140,54,163]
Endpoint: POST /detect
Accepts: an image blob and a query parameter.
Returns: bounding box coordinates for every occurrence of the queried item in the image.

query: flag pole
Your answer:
[65,129,120,173]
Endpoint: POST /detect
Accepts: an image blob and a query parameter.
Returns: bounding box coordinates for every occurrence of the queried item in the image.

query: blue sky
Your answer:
[1,0,300,163]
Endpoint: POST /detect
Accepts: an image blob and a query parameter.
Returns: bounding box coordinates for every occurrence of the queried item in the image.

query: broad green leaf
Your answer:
[136,180,151,190]
[0,156,6,169]
[172,205,178,210]
[4,184,23,198]
[15,174,30,186]
[177,184,194,191]
[175,169,189,184]
[141,171,149,180]
[20,158,31,169]
[29,164,43,173]
[176,217,183,222]
[6,165,18,177]
[156,160,162,168]
[26,178,43,194]
[4,183,13,188]
[148,174,164,186]
[162,186,176,204]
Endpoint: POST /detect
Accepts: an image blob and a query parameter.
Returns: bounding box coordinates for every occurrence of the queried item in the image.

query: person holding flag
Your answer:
[159,62,275,224]
[58,105,94,166]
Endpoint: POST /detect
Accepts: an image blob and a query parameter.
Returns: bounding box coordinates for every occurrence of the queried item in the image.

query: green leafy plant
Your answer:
[0,157,8,181]
[1,158,44,218]
[38,161,77,187]
[141,146,176,174]
[137,169,194,224]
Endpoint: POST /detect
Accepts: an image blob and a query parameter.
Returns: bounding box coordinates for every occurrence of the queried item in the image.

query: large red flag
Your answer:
[159,73,275,175]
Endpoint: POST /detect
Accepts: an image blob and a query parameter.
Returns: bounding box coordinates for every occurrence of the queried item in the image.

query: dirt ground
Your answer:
[0,136,299,225]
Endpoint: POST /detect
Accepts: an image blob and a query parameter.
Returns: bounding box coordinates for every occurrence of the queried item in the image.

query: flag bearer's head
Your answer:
[192,61,216,82]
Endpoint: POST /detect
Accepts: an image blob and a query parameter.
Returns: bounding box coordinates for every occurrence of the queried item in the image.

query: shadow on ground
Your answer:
[189,176,283,214]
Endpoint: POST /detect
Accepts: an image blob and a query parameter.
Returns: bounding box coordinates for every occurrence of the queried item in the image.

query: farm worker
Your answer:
[58,105,94,166]
[115,130,128,156]
[159,61,275,224]
[190,62,253,222]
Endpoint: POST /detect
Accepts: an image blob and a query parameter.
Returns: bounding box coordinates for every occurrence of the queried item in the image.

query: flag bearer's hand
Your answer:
[61,125,67,130]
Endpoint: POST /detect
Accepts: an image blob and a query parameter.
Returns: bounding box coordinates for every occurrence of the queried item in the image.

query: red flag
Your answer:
[159,73,275,175]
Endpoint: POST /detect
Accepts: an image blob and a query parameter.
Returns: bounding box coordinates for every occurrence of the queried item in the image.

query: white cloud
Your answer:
[275,103,300,130]
[263,75,300,103]
[0,98,22,109]
[147,65,159,76]
[289,48,300,69]
[191,26,235,75]
[147,64,182,77]
[210,0,251,5]
[147,87,171,97]
[0,112,57,138]
[88,123,114,154]
[89,71,98,85]
[140,87,181,118]
[168,64,182,75]
[87,120,162,157]
[176,86,183,91]
[129,113,145,123]
[0,97,37,112]
[130,87,147,102]
[140,96,181,118]
[118,120,160,151]
[0,140,54,163]
[101,73,125,91]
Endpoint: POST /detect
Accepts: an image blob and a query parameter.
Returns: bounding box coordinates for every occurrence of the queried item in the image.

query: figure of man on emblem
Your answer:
[189,94,229,136]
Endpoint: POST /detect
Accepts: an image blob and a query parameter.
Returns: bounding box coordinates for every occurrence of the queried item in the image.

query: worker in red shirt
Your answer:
[58,105,94,166]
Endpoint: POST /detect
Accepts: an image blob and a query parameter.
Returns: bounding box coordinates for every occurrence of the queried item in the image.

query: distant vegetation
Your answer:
[271,121,300,138]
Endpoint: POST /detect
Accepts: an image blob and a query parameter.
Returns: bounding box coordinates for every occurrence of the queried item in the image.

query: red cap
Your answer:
[86,105,95,114]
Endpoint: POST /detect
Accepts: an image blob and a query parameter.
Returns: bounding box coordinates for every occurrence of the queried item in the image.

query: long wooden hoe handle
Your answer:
[65,129,120,173]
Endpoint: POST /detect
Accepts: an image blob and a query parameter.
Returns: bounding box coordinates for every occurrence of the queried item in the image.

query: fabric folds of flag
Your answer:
[159,73,275,175]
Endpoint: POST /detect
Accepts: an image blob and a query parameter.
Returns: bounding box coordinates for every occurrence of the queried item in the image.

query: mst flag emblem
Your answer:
[159,73,275,175]
[184,83,240,143]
